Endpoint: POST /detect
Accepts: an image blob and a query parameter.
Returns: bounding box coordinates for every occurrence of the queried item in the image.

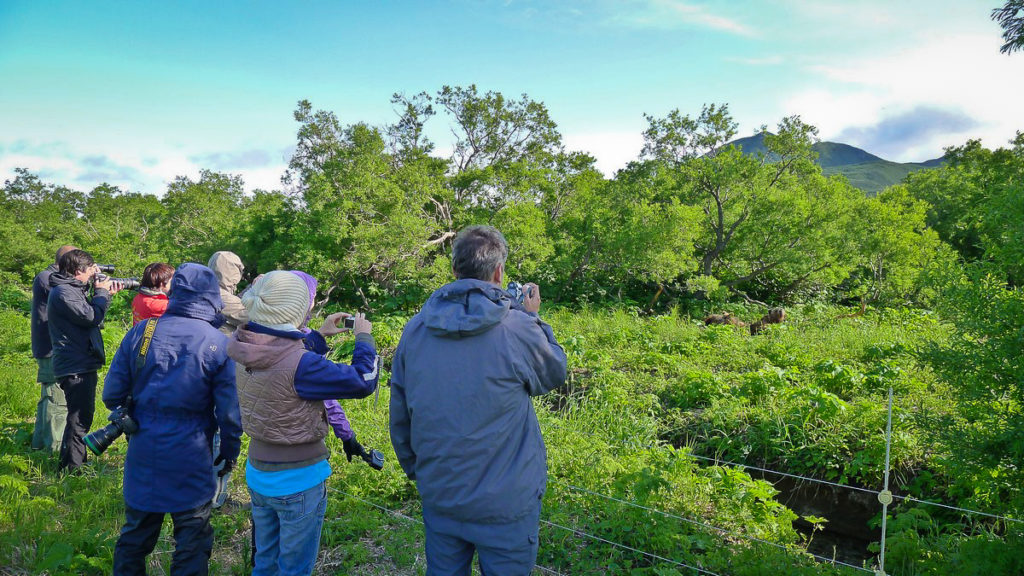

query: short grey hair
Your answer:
[451,225,508,281]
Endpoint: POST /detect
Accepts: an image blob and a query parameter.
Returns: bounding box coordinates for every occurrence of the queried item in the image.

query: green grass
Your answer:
[1,303,1022,575]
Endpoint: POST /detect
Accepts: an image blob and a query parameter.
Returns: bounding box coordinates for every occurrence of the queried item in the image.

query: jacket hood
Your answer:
[420,278,512,338]
[164,263,225,327]
[228,324,304,369]
[49,272,86,288]
[207,251,244,292]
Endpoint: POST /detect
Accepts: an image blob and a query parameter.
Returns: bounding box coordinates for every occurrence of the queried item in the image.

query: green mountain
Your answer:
[729,133,944,195]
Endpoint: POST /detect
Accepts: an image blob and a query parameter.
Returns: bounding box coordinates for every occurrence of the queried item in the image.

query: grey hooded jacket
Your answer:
[207,251,247,334]
[389,278,567,524]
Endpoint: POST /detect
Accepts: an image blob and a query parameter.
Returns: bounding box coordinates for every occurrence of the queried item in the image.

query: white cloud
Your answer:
[0,140,288,195]
[606,0,755,37]
[786,33,1024,161]
[725,55,784,66]
[563,130,645,177]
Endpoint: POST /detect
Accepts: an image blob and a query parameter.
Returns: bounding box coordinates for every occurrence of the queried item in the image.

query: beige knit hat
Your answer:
[242,271,310,330]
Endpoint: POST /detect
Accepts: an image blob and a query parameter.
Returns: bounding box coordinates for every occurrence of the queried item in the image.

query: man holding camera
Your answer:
[389,225,568,575]
[30,245,77,453]
[104,262,243,575]
[47,249,121,472]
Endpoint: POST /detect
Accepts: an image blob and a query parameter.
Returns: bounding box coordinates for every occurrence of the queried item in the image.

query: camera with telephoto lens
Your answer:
[506,281,534,304]
[92,265,142,291]
[83,403,138,455]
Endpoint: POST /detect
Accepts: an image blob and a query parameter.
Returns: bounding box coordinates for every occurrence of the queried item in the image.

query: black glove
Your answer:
[214,455,235,477]
[342,436,365,462]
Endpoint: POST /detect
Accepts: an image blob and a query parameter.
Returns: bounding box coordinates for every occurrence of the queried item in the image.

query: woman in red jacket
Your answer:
[131,262,174,325]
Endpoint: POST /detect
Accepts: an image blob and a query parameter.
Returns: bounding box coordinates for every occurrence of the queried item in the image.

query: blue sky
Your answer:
[1,0,1021,194]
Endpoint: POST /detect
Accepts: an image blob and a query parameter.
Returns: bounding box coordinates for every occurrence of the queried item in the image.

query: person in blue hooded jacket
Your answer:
[103,262,243,576]
[389,225,568,576]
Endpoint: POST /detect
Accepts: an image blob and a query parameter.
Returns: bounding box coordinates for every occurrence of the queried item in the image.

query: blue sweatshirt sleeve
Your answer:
[303,330,329,355]
[102,324,140,410]
[212,355,243,462]
[293,335,380,401]
[388,336,416,481]
[513,313,568,397]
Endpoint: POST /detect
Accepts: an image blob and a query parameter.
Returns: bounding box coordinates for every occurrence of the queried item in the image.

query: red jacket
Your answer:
[132,291,169,325]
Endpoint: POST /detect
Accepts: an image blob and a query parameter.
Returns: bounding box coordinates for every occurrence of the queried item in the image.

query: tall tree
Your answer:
[0,169,85,282]
[436,84,563,216]
[158,170,246,265]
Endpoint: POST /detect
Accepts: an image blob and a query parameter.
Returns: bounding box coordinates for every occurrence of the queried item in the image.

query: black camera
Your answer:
[83,404,138,455]
[506,281,533,304]
[96,264,116,273]
[94,272,142,291]
[362,448,385,470]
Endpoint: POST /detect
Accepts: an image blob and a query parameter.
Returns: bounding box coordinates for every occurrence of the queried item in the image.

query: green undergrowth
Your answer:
[1,303,1022,575]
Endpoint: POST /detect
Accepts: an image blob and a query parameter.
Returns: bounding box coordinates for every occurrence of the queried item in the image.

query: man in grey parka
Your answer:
[389,225,567,576]
[207,251,248,335]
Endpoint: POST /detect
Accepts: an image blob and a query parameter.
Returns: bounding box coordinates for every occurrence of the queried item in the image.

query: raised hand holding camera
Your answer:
[507,281,541,313]
[321,311,371,336]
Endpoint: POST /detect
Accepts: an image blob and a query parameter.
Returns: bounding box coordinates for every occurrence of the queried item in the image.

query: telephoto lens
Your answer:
[82,406,137,455]
[83,422,123,455]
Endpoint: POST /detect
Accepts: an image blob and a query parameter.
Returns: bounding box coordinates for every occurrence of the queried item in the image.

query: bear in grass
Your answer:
[749,307,786,335]
[703,312,746,327]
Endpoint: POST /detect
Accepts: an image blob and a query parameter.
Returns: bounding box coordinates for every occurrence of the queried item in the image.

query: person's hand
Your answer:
[94,276,115,292]
[522,282,541,314]
[342,436,365,462]
[320,312,351,336]
[351,313,371,336]
[214,455,235,477]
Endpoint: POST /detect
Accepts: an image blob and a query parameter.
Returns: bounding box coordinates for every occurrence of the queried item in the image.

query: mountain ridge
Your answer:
[729,132,944,194]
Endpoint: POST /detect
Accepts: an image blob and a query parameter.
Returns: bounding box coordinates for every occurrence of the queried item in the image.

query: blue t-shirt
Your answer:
[246,459,331,497]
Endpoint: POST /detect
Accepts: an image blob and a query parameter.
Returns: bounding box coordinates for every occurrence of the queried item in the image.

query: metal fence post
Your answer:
[876,387,894,576]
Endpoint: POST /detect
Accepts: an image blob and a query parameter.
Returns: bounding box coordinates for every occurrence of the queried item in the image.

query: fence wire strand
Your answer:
[541,518,729,576]
[548,478,873,573]
[327,486,568,576]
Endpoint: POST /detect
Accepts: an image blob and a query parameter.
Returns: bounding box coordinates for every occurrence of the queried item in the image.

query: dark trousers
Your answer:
[114,502,214,576]
[57,371,97,472]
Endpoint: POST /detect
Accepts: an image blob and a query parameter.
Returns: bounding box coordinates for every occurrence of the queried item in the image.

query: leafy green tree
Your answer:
[78,183,167,275]
[286,103,446,308]
[993,1,1024,54]
[847,185,951,303]
[906,133,1024,284]
[158,170,246,265]
[641,106,864,300]
[0,169,85,282]
[436,84,563,219]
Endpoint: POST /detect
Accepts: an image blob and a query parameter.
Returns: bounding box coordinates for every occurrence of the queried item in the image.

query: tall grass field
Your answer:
[1,291,1022,575]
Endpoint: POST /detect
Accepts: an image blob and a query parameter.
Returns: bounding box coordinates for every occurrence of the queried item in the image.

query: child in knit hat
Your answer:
[227,270,380,576]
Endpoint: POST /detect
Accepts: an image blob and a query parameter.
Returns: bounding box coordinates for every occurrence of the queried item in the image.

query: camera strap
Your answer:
[129,318,159,405]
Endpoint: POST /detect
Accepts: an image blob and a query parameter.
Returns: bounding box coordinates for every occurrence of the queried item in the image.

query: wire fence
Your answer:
[340,392,1022,576]
[538,414,1024,526]
[547,478,873,573]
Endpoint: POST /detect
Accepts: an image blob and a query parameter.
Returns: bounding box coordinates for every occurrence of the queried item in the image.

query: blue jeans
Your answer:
[249,482,328,576]
[422,500,542,576]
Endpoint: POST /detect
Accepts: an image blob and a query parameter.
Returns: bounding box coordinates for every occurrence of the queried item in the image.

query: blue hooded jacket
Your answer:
[103,263,243,513]
[389,278,567,523]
